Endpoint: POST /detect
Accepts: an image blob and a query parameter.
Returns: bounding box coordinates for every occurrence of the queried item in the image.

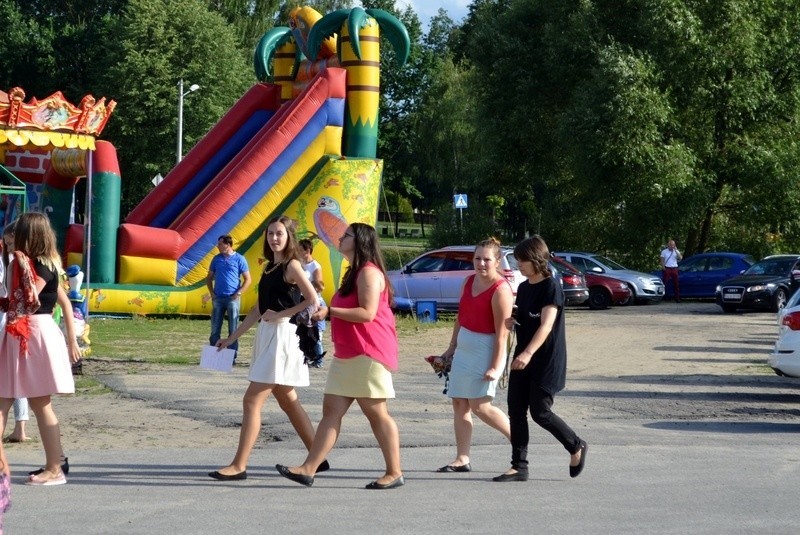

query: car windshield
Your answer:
[504,252,519,270]
[743,258,795,276]
[591,254,627,271]
[785,288,800,309]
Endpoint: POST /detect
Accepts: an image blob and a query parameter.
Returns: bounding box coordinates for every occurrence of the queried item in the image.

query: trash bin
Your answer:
[416,300,437,323]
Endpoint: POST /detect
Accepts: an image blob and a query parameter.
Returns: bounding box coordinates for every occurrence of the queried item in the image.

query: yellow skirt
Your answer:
[325,356,395,399]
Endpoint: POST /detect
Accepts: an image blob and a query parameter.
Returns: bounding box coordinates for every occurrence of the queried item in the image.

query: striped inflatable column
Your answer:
[43,148,85,250]
[340,18,381,157]
[89,141,121,283]
[274,41,298,103]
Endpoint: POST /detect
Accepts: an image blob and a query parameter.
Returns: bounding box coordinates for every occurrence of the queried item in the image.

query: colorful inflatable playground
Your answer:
[0,6,409,315]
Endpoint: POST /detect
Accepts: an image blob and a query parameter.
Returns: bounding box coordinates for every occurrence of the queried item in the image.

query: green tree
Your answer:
[102,0,253,214]
[0,0,125,100]
[466,0,800,261]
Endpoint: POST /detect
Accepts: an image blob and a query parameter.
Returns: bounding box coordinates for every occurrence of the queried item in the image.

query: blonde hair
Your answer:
[475,237,502,260]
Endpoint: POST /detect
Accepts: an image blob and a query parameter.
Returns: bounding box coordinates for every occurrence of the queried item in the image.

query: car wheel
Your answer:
[772,288,788,313]
[588,288,611,310]
[721,304,737,313]
[628,285,647,305]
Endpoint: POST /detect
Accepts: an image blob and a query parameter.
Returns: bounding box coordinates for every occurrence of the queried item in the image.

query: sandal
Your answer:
[29,456,69,477]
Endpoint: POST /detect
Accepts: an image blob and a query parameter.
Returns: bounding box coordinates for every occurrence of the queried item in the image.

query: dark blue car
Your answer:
[655,252,754,298]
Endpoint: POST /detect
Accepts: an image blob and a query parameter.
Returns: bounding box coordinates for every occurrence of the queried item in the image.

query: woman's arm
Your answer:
[328,265,383,324]
[510,304,558,370]
[485,283,513,380]
[312,265,324,292]
[55,285,83,364]
[260,259,318,322]
[216,304,261,349]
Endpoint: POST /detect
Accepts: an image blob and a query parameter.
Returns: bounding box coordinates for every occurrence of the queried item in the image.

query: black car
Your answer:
[715,255,800,313]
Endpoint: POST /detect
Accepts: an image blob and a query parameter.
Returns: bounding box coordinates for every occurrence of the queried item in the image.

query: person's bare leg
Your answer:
[448,398,473,466]
[358,398,402,484]
[9,420,28,441]
[289,394,353,476]
[28,396,63,481]
[273,385,315,450]
[0,399,12,439]
[470,397,511,441]
[215,382,273,475]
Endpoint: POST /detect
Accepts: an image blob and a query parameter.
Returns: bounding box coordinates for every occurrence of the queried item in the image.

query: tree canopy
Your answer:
[2,0,799,268]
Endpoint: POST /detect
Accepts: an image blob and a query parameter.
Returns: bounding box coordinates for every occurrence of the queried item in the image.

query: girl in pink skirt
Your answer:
[0,213,82,486]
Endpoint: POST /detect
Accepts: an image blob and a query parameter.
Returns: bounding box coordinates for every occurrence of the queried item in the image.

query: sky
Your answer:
[394,0,470,29]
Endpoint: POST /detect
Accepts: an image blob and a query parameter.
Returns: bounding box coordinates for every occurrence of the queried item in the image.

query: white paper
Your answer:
[200,345,235,373]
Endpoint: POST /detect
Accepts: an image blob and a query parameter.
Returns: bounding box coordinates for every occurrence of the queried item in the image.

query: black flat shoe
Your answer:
[492,470,529,482]
[276,464,314,487]
[436,463,471,473]
[365,475,405,490]
[570,440,588,478]
[208,470,247,481]
[316,460,330,473]
[29,457,69,477]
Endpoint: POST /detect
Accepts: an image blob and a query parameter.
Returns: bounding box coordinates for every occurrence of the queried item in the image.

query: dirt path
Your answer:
[4,301,799,455]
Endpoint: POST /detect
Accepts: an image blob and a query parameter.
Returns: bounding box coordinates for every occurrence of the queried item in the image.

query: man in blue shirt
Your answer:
[206,235,252,361]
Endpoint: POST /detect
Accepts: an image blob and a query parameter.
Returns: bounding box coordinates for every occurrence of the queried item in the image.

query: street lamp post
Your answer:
[176,78,200,164]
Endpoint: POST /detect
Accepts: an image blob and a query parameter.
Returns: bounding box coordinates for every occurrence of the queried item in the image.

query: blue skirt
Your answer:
[447,328,501,400]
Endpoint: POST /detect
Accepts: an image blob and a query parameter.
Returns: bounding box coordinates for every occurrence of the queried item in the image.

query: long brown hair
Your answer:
[513,235,551,277]
[262,215,301,266]
[339,223,393,302]
[14,212,62,272]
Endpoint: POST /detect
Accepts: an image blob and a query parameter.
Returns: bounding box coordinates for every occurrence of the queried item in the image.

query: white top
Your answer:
[660,248,681,268]
[302,259,322,283]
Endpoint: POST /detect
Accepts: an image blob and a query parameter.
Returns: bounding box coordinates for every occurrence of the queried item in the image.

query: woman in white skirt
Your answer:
[435,237,513,473]
[209,215,321,481]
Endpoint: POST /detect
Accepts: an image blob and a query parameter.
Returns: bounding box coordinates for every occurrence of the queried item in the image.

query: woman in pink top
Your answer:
[436,238,513,473]
[277,223,404,490]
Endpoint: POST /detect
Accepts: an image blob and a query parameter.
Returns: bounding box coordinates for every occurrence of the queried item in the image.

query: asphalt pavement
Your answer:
[5,302,800,534]
[6,371,800,534]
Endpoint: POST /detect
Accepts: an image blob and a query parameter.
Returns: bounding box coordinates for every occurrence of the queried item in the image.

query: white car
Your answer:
[388,245,527,312]
[554,251,665,304]
[769,299,800,377]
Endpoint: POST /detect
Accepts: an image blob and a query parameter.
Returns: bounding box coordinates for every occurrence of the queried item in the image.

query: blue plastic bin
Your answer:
[416,300,437,323]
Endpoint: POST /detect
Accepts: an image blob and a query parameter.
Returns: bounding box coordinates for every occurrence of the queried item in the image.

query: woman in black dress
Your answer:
[493,235,588,482]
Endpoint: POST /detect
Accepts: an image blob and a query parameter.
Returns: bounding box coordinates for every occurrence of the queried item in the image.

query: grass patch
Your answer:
[89,313,451,363]
[74,376,113,395]
[394,311,455,334]
[89,316,255,364]
[380,243,426,271]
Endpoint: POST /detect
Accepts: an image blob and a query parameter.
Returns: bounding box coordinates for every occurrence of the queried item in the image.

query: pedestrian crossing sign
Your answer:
[454,194,468,209]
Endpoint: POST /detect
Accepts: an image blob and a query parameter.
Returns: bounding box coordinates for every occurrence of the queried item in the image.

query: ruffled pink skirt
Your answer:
[0,314,75,398]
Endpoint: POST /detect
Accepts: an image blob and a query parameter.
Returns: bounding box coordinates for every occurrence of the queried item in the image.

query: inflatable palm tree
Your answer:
[307,7,410,158]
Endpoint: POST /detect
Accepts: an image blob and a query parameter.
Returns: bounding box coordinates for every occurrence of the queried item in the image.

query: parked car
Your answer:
[769,300,800,377]
[715,255,800,313]
[776,288,800,327]
[553,252,665,304]
[583,272,632,309]
[651,252,754,298]
[389,246,527,312]
[548,255,590,306]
